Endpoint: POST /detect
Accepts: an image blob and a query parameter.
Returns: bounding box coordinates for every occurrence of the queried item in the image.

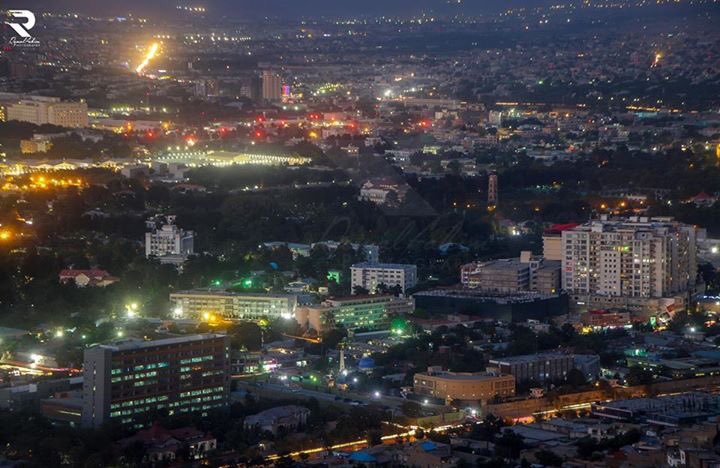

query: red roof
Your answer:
[544,223,579,235]
[59,269,112,279]
[692,192,715,201]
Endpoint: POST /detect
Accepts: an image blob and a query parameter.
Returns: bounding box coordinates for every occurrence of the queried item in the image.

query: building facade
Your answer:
[170,289,298,321]
[561,217,698,313]
[461,251,560,295]
[5,96,88,128]
[413,367,515,402]
[81,334,230,428]
[261,70,282,101]
[488,353,576,383]
[350,262,417,294]
[294,295,415,333]
[145,221,194,264]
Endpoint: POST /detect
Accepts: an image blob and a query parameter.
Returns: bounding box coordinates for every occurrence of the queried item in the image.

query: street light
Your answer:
[126,303,139,319]
[373,391,380,398]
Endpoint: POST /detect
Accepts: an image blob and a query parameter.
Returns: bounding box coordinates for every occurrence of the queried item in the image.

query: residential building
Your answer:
[413,366,515,402]
[295,295,414,333]
[81,334,230,428]
[561,216,698,313]
[145,217,194,265]
[261,70,282,101]
[543,223,579,261]
[59,268,119,287]
[243,405,310,435]
[170,289,297,321]
[116,424,217,462]
[488,353,576,383]
[351,262,417,294]
[587,309,632,328]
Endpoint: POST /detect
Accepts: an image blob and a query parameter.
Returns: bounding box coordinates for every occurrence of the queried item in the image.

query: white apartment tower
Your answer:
[561,217,698,312]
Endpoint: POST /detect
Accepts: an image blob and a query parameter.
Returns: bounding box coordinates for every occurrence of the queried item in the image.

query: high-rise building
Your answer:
[238,75,262,101]
[487,172,498,207]
[81,334,230,428]
[561,217,698,313]
[261,70,282,102]
[542,223,579,261]
[145,217,194,265]
[170,289,298,322]
[350,262,418,294]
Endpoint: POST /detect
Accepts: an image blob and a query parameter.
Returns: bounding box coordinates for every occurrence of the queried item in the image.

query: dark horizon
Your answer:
[15,0,583,19]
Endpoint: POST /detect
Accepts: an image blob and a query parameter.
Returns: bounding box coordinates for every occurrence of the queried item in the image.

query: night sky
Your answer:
[18,0,557,19]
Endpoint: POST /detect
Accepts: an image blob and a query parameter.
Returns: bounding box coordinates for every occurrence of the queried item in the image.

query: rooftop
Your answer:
[170,289,297,299]
[351,262,417,270]
[96,333,226,352]
[489,352,573,365]
[416,370,511,381]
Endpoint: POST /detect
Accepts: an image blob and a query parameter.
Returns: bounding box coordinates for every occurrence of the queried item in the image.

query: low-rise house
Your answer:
[243,405,310,435]
[116,423,216,463]
[59,269,118,287]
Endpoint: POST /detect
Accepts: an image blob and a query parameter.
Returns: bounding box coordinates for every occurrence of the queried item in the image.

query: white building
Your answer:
[145,218,194,265]
[5,96,88,128]
[170,289,298,321]
[561,216,698,314]
[350,262,417,294]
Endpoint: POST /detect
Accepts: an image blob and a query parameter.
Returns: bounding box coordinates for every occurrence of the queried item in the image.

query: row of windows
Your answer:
[111,395,169,410]
[179,386,225,398]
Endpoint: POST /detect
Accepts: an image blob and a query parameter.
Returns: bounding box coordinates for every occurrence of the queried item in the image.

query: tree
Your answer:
[495,430,526,459]
[400,401,423,418]
[321,328,347,349]
[625,366,654,386]
[228,322,263,351]
[367,429,383,446]
[536,449,563,466]
[566,368,587,389]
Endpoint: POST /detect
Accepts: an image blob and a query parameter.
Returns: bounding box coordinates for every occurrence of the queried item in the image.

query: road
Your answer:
[234,380,420,411]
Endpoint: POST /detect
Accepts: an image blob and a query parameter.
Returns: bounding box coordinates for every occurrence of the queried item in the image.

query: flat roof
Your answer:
[170,289,297,299]
[415,371,511,381]
[351,262,416,269]
[489,353,574,365]
[97,333,226,352]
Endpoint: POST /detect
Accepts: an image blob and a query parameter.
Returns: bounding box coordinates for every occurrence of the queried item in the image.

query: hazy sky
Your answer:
[20,0,555,18]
